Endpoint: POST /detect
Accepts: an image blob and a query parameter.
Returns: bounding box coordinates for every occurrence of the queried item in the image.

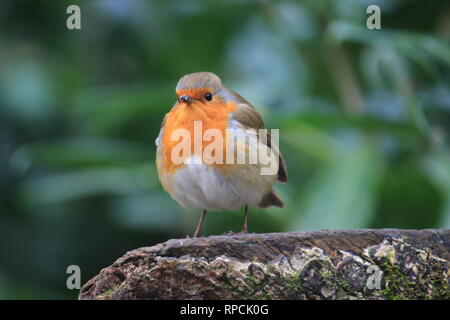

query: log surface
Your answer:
[79,229,450,300]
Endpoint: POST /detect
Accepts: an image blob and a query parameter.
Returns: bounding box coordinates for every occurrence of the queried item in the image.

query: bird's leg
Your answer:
[193,209,207,237]
[241,205,249,234]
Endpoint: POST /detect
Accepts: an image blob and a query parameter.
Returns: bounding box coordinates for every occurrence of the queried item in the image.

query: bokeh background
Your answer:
[1,0,449,299]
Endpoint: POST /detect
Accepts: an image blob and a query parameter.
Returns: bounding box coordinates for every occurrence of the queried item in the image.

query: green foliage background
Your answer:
[0,0,449,299]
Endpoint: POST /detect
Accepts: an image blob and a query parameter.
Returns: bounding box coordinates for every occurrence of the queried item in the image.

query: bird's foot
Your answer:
[186,234,204,238]
[240,227,248,235]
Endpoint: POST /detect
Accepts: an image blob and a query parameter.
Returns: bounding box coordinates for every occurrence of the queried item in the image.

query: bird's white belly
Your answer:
[169,161,268,211]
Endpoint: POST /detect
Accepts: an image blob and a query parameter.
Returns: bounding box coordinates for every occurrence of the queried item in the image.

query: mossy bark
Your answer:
[79,229,450,300]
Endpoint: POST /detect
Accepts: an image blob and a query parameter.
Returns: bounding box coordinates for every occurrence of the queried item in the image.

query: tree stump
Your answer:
[79,229,450,300]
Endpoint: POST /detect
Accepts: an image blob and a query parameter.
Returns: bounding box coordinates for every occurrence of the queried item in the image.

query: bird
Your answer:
[155,72,287,237]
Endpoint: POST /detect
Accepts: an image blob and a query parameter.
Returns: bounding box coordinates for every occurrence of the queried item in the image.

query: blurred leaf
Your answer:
[291,136,382,230]
[11,137,151,172]
[374,160,442,229]
[71,83,173,133]
[282,123,339,164]
[282,112,417,135]
[0,57,55,122]
[423,152,450,228]
[108,193,181,232]
[20,164,156,205]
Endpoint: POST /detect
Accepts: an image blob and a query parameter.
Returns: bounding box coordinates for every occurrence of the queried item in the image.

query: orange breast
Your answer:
[160,99,237,173]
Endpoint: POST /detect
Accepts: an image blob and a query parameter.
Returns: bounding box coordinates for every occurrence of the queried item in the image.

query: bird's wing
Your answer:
[230,102,288,183]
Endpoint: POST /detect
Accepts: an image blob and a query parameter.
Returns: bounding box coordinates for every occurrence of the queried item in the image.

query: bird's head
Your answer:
[175,72,233,108]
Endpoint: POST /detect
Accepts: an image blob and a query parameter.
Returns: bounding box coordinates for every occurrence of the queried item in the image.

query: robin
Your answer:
[156,72,287,237]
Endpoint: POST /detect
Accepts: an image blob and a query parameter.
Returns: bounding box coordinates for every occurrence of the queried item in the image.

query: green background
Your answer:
[0,0,449,299]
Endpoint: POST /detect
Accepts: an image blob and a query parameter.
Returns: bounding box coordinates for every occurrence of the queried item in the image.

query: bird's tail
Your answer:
[258,190,284,208]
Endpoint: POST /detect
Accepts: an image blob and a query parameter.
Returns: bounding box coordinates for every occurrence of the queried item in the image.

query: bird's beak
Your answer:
[180,95,192,104]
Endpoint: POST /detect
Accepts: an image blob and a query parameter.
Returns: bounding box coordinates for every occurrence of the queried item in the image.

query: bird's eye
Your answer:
[204,92,212,101]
